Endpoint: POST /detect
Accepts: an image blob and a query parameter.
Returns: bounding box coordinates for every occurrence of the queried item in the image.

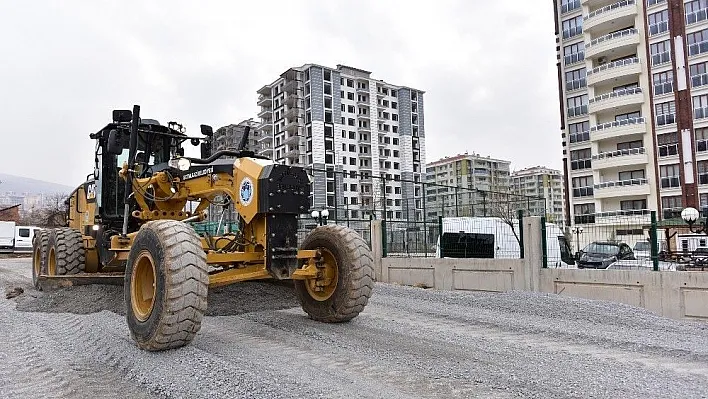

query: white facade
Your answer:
[511,166,565,222]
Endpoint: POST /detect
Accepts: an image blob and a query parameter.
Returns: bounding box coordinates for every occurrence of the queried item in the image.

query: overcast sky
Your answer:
[0,1,561,188]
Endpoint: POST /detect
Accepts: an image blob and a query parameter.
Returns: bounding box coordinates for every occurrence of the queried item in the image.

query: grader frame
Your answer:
[31,105,375,351]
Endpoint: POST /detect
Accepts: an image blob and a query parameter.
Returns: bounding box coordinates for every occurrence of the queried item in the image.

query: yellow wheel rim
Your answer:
[33,244,41,277]
[131,250,157,322]
[48,247,56,276]
[305,248,338,302]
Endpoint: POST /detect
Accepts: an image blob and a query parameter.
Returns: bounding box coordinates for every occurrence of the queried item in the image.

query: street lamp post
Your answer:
[681,207,708,234]
[572,226,583,254]
[311,209,330,226]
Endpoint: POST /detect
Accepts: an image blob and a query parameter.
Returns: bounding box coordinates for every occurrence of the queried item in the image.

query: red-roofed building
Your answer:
[0,204,21,223]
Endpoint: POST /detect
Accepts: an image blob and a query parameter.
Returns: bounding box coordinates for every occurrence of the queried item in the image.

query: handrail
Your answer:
[588,28,638,47]
[594,178,648,189]
[592,147,646,160]
[590,116,645,131]
[587,57,639,76]
[585,0,635,21]
[594,209,651,218]
[589,87,642,104]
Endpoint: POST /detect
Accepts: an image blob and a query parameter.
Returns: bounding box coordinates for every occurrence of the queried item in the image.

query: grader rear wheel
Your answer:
[295,224,375,322]
[45,228,86,276]
[124,220,209,351]
[31,230,49,289]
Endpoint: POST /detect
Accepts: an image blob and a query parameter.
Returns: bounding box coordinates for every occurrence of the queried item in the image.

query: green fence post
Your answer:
[438,215,444,258]
[381,213,387,258]
[541,215,548,268]
[651,210,659,272]
[518,209,524,259]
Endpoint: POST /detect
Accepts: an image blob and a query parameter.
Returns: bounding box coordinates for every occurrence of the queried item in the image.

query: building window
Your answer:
[616,111,641,121]
[650,40,671,66]
[569,121,590,143]
[648,10,670,36]
[572,176,593,197]
[660,164,681,188]
[562,15,583,39]
[685,0,708,25]
[662,196,683,219]
[617,140,643,151]
[574,203,595,224]
[570,148,591,170]
[694,94,708,119]
[618,169,645,181]
[563,42,585,66]
[657,132,679,156]
[648,0,667,6]
[699,160,708,184]
[655,101,676,125]
[567,94,588,117]
[621,199,647,210]
[565,68,586,91]
[560,0,581,13]
[653,71,674,96]
[691,61,708,87]
[687,28,708,57]
[697,128,708,152]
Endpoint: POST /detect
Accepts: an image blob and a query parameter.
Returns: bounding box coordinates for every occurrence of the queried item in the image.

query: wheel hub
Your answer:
[305,248,338,301]
[48,247,56,276]
[131,250,157,322]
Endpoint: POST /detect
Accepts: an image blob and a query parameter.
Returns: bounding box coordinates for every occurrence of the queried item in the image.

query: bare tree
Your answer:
[488,194,523,245]
[20,193,69,227]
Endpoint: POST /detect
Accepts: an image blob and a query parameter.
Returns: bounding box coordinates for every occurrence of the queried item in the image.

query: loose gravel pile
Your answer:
[1,258,708,398]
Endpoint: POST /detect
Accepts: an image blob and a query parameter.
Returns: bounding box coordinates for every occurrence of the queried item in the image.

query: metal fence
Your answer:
[540,210,708,271]
[295,167,546,258]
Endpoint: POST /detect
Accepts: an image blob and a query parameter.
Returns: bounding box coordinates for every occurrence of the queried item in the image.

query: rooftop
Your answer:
[426,152,511,167]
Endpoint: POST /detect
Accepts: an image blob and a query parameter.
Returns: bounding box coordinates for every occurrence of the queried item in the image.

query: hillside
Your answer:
[0,173,74,194]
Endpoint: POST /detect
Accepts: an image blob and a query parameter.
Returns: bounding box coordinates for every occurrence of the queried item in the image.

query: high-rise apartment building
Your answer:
[211,119,260,154]
[511,166,566,222]
[425,153,512,218]
[257,64,426,221]
[554,0,708,226]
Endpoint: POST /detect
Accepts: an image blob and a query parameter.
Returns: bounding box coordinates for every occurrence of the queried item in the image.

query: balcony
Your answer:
[284,94,299,108]
[283,80,299,95]
[582,0,620,7]
[591,147,648,170]
[257,146,273,157]
[284,119,301,133]
[283,106,300,120]
[588,87,644,115]
[257,132,272,143]
[284,148,300,160]
[257,95,272,107]
[590,117,647,141]
[593,178,650,198]
[258,121,273,132]
[585,28,640,59]
[583,0,638,35]
[594,209,651,225]
[587,57,641,86]
[282,134,301,146]
[257,108,273,119]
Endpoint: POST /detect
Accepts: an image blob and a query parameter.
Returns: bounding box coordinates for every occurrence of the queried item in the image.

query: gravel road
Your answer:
[1,257,708,398]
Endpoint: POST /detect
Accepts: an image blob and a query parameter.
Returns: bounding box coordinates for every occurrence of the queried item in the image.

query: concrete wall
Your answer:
[373,216,708,321]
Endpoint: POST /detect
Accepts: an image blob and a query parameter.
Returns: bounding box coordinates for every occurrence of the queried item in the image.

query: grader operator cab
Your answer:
[32,105,375,351]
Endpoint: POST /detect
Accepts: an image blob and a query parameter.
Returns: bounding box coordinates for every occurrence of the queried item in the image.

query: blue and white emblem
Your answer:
[239,177,254,206]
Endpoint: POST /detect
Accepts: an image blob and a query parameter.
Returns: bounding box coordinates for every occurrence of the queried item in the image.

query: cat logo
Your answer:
[86,182,96,201]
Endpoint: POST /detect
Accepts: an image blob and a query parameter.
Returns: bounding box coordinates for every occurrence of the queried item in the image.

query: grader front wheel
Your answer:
[45,228,86,276]
[31,230,50,289]
[295,225,375,322]
[124,220,209,351]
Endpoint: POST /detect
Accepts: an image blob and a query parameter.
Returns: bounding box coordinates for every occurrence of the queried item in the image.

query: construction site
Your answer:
[1,105,708,398]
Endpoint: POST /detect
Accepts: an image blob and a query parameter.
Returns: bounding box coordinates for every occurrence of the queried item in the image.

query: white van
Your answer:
[0,221,15,253]
[13,225,41,252]
[435,217,576,268]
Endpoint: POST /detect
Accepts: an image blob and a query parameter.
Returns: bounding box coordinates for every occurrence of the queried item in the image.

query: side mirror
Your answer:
[200,124,213,137]
[107,129,124,155]
[201,142,212,159]
[112,110,133,123]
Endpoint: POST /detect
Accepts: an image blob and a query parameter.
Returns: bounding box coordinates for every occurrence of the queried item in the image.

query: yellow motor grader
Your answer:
[31,105,374,351]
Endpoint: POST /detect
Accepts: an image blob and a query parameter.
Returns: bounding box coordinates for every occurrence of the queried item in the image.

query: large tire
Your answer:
[31,229,50,289]
[294,224,375,323]
[124,220,209,351]
[46,228,86,276]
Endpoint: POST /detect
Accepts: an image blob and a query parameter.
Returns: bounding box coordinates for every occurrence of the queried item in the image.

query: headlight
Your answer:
[177,158,191,171]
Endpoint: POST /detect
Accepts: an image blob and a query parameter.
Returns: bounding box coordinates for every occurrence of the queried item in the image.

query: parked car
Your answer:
[577,241,635,269]
[0,221,15,253]
[632,239,668,260]
[13,225,41,252]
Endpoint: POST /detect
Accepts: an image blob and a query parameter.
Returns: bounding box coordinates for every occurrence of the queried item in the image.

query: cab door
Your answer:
[14,227,32,250]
